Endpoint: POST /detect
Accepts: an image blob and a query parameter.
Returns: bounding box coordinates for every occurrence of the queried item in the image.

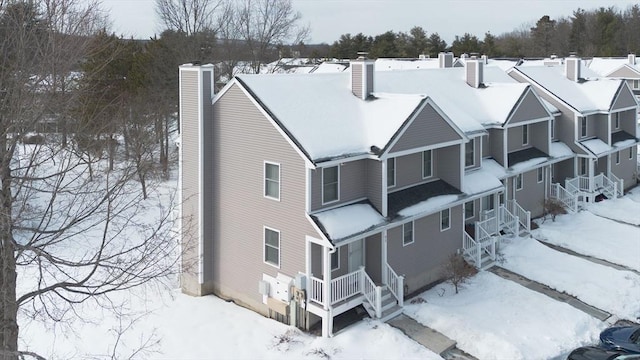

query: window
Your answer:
[403,221,414,246]
[499,192,505,205]
[614,113,620,129]
[482,195,494,211]
[465,201,474,220]
[422,150,432,178]
[522,124,529,145]
[264,227,280,267]
[633,79,639,90]
[440,208,450,231]
[387,158,395,187]
[264,162,280,200]
[550,119,555,139]
[550,165,555,182]
[322,166,339,204]
[630,147,634,160]
[465,139,475,167]
[331,248,340,271]
[580,117,587,138]
[537,168,544,183]
[579,158,588,176]
[615,151,620,165]
[516,173,523,191]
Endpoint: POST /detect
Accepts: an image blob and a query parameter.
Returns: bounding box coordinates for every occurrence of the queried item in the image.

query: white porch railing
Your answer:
[362,270,382,318]
[499,205,520,237]
[506,199,530,233]
[310,276,325,305]
[476,215,498,240]
[566,176,590,193]
[463,231,481,267]
[384,262,404,307]
[330,270,362,304]
[607,173,624,198]
[550,183,578,212]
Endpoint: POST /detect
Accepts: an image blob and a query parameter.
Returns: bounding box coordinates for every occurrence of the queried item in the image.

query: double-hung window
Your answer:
[522,124,529,145]
[264,227,280,267]
[322,166,339,204]
[580,117,587,138]
[422,150,432,178]
[516,173,523,191]
[387,158,395,187]
[550,119,555,139]
[537,168,544,183]
[614,113,620,129]
[465,139,475,167]
[264,162,280,200]
[440,208,450,231]
[615,151,620,165]
[465,200,474,220]
[403,221,414,246]
[579,158,588,176]
[482,195,494,211]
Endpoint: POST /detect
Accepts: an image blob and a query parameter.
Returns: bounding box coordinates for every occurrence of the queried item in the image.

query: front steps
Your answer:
[362,286,403,322]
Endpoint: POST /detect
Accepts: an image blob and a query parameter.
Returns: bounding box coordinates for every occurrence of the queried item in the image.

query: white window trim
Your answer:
[465,200,474,220]
[322,166,340,205]
[263,161,281,201]
[522,124,529,146]
[387,157,396,188]
[615,151,620,165]
[580,117,587,138]
[465,139,475,168]
[422,150,433,179]
[402,221,414,246]
[440,208,451,232]
[614,113,620,129]
[537,168,543,183]
[630,147,634,160]
[263,226,280,269]
[516,173,524,191]
[331,247,340,271]
[550,119,555,139]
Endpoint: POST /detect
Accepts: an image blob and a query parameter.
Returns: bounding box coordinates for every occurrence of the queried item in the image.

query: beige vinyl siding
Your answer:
[310,160,367,211]
[436,144,462,189]
[386,205,463,294]
[211,83,321,313]
[611,85,638,110]
[489,128,505,166]
[508,90,550,124]
[390,103,461,153]
[611,147,638,190]
[180,70,202,294]
[352,63,363,98]
[609,67,640,78]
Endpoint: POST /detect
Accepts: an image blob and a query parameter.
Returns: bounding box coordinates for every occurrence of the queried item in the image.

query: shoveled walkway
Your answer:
[489,266,612,322]
[388,314,477,359]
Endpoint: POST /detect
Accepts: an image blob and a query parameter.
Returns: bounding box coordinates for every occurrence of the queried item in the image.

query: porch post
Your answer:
[589,158,595,201]
[305,238,311,298]
[323,246,331,310]
[381,230,388,286]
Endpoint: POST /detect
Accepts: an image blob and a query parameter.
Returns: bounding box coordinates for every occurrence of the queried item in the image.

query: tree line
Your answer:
[327,4,640,59]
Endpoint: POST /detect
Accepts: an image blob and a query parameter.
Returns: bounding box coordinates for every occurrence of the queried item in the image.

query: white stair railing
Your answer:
[550,183,578,213]
[330,269,362,304]
[463,231,481,267]
[499,205,520,237]
[476,215,498,240]
[362,268,382,318]
[506,199,530,233]
[310,276,325,305]
[608,173,624,198]
[384,263,404,307]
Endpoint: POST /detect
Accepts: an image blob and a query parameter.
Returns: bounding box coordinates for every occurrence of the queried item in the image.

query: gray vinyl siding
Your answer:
[366,64,374,96]
[365,233,382,283]
[529,121,550,154]
[592,114,608,143]
[389,103,461,153]
[331,245,349,278]
[310,160,367,211]
[512,168,546,218]
[552,158,574,184]
[392,152,428,190]
[489,129,505,166]
[436,144,462,189]
[366,159,383,213]
[387,206,463,294]
[611,86,638,111]
[481,135,490,158]
[609,66,640,78]
[180,70,202,294]
[508,90,550,124]
[621,109,638,137]
[211,83,320,313]
[611,147,638,190]
[352,63,363,99]
[596,155,608,175]
[464,198,478,224]
[201,71,215,287]
[507,125,529,152]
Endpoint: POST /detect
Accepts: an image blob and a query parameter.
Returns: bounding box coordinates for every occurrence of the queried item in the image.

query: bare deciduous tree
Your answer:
[155,0,222,36]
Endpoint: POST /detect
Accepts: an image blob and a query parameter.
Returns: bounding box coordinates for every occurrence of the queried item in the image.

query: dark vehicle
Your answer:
[567,346,640,360]
[600,326,640,353]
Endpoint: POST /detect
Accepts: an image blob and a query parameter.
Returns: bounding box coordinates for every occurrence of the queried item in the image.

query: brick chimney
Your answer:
[565,55,581,82]
[351,53,374,99]
[466,56,484,88]
[438,52,454,68]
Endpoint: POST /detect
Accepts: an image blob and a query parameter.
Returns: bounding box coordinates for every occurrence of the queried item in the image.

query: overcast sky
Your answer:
[101,0,639,44]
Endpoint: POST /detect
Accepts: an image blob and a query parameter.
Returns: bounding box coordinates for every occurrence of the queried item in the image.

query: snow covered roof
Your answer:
[581,138,612,156]
[588,57,640,77]
[513,65,623,113]
[549,141,574,158]
[375,58,441,71]
[462,168,504,195]
[311,62,348,73]
[236,73,427,162]
[312,203,386,243]
[375,67,534,129]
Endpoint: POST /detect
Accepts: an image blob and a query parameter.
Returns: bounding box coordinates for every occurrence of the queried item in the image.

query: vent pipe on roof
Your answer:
[438,52,454,68]
[351,53,374,100]
[565,55,581,82]
[629,53,636,66]
[466,57,483,88]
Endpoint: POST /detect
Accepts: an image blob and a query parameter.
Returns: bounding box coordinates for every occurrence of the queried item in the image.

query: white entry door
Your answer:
[348,239,364,273]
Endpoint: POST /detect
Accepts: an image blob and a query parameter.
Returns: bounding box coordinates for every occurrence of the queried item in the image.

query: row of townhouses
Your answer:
[177,52,639,337]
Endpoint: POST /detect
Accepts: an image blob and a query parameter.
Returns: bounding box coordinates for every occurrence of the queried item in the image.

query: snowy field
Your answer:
[584,187,640,225]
